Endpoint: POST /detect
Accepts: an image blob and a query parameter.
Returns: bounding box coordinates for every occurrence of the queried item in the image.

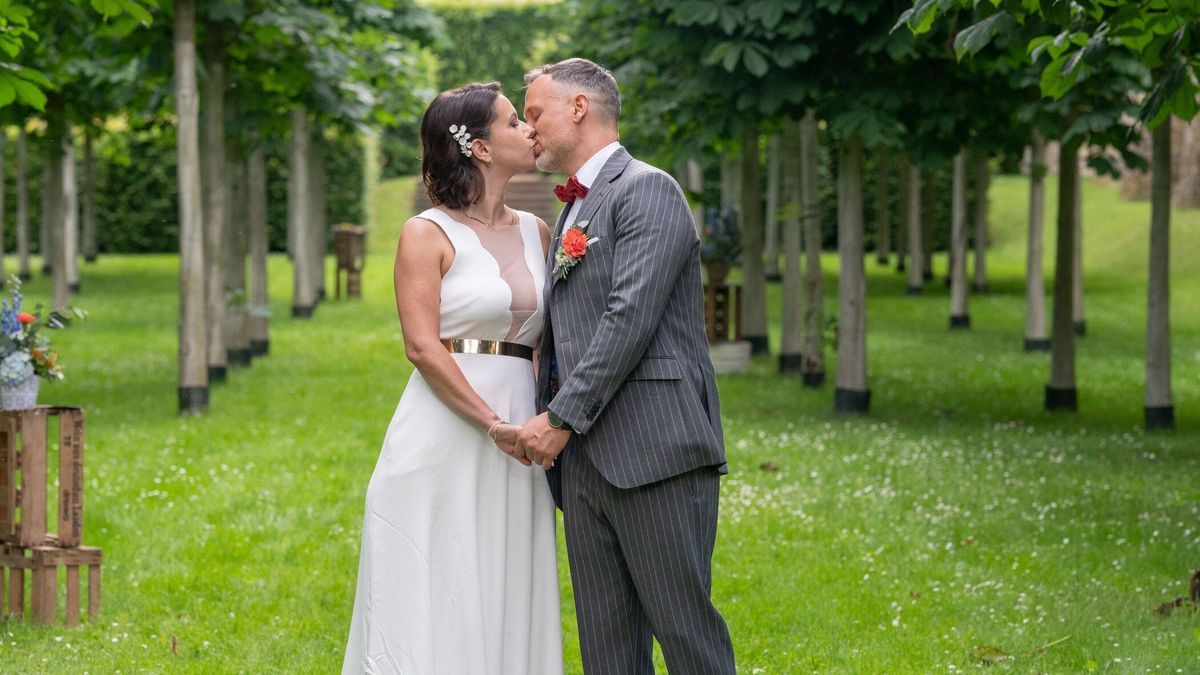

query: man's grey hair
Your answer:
[525,58,621,127]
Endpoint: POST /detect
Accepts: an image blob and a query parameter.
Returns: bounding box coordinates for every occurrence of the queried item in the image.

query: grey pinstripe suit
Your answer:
[538,147,736,674]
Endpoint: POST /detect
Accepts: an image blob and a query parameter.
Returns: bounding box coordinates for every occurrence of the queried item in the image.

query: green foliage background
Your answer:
[379,0,573,178]
[3,124,365,255]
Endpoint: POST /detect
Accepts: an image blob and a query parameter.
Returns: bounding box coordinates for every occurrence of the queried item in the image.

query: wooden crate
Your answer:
[1,543,101,625]
[0,407,86,547]
[704,284,743,343]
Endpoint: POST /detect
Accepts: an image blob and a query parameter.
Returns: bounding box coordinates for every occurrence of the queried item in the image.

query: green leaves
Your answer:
[954,12,1015,59]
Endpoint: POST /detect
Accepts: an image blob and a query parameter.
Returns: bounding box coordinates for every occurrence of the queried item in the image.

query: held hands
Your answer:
[516,412,571,471]
[489,422,531,466]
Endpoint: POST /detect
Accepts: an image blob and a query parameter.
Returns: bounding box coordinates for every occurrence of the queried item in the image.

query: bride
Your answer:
[342,82,562,674]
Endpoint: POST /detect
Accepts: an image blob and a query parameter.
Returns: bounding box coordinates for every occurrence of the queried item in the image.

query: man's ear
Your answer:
[571,93,590,123]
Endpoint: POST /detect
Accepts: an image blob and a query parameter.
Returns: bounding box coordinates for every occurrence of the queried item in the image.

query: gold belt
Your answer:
[442,338,533,361]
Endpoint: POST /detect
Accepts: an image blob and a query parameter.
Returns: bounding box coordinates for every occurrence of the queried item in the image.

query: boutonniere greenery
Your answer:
[553,220,599,279]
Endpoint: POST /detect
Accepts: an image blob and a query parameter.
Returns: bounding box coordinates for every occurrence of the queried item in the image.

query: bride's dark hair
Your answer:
[420,82,501,209]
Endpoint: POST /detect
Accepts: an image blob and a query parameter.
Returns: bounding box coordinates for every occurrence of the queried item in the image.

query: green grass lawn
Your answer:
[0,172,1197,673]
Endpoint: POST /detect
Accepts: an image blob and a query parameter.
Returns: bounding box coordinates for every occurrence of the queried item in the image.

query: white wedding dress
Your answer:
[343,208,562,675]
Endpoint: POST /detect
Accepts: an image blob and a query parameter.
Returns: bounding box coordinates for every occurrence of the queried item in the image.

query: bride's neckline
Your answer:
[437,206,517,231]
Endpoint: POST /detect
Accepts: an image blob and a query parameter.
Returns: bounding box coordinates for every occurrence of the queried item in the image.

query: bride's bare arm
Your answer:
[395,216,531,465]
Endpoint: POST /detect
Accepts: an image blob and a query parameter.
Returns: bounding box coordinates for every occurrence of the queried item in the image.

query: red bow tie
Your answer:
[554,176,589,204]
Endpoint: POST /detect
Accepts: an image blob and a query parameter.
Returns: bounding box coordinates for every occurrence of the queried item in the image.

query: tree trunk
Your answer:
[1045,139,1080,411]
[949,150,970,328]
[247,138,270,356]
[202,21,228,382]
[895,155,908,273]
[309,131,327,302]
[972,149,990,292]
[290,107,316,317]
[175,0,208,413]
[40,158,51,276]
[921,178,935,282]
[1024,132,1049,351]
[874,147,891,266]
[800,111,825,387]
[224,150,251,368]
[1145,120,1174,430]
[43,95,66,308]
[834,134,869,413]
[82,132,98,263]
[1072,161,1085,336]
[40,153,50,275]
[764,133,782,280]
[62,137,79,298]
[905,164,923,294]
[720,153,740,209]
[16,128,30,280]
[740,122,768,354]
[779,120,803,373]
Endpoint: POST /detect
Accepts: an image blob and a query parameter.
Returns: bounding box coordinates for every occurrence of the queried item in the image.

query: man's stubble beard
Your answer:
[534,139,565,173]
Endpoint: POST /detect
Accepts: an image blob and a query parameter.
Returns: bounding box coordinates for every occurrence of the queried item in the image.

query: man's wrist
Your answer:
[547,409,574,433]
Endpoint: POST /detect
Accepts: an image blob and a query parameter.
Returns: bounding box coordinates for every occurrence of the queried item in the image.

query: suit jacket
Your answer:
[538,146,726,505]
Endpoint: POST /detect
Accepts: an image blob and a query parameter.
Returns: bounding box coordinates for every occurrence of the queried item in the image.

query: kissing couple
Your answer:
[342,57,736,675]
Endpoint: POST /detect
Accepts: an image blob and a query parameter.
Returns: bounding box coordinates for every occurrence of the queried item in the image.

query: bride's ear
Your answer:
[472,139,493,167]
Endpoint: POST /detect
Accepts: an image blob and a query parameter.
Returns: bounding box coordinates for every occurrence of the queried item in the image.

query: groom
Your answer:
[516,58,736,674]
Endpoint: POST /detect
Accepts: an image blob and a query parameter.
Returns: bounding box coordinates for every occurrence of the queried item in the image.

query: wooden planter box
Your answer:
[1,543,102,625]
[0,407,85,548]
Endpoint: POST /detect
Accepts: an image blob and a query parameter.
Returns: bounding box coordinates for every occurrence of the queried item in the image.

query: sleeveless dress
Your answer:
[342,208,562,675]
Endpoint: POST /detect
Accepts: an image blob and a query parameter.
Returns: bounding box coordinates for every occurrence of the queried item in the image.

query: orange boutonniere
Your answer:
[553,220,598,279]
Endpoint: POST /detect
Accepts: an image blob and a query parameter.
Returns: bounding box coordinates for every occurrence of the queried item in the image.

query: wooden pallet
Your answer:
[1,543,102,625]
[0,407,85,548]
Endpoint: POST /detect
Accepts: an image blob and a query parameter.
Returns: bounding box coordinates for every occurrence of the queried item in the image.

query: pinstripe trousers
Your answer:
[560,444,736,674]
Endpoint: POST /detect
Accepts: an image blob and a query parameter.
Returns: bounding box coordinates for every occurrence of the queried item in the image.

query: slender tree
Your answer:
[247,139,270,356]
[175,0,209,413]
[764,133,782,281]
[62,135,79,296]
[874,147,892,265]
[1071,162,1085,335]
[740,123,768,354]
[81,130,98,263]
[779,120,803,373]
[309,130,327,303]
[905,165,923,294]
[949,150,970,327]
[1024,132,1050,351]
[16,128,30,280]
[202,19,228,382]
[224,151,251,368]
[834,135,868,414]
[1046,140,1080,411]
[289,106,315,317]
[971,148,990,292]
[1145,119,1173,429]
[800,110,825,388]
[44,94,67,307]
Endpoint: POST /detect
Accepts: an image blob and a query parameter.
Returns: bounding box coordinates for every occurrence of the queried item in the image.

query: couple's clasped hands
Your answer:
[490,413,570,470]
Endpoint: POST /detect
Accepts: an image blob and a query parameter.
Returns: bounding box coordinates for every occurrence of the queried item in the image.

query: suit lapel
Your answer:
[549,147,634,291]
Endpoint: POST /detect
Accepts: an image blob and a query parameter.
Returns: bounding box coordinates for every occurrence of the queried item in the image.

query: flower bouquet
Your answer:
[0,277,77,410]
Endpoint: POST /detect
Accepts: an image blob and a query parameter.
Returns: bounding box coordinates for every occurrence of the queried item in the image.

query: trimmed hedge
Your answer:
[3,122,363,255]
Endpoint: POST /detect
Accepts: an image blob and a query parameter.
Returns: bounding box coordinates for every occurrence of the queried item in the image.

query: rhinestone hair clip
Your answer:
[449,124,472,157]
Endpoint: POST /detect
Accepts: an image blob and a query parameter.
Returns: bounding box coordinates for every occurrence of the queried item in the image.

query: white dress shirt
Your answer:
[562,141,622,231]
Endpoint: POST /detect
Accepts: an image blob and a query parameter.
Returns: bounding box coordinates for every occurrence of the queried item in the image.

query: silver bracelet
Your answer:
[487,419,506,439]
